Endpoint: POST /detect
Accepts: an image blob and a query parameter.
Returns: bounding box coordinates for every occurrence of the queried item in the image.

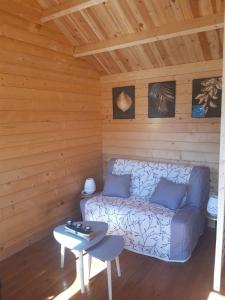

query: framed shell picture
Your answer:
[112,85,135,119]
[148,81,176,118]
[192,77,222,118]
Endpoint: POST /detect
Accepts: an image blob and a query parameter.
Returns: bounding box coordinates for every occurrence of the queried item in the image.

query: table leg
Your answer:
[88,254,92,281]
[76,250,85,294]
[115,256,121,277]
[107,261,112,300]
[60,245,65,268]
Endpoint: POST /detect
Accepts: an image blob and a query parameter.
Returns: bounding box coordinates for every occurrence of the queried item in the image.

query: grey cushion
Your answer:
[150,178,187,210]
[103,173,131,198]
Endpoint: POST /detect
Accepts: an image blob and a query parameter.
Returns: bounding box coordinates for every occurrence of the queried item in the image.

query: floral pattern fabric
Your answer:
[112,159,193,199]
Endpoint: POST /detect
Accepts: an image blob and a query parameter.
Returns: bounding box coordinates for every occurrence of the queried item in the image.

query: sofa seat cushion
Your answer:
[84,193,175,260]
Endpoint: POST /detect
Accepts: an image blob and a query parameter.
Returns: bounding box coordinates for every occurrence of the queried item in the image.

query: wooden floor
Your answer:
[0,228,223,300]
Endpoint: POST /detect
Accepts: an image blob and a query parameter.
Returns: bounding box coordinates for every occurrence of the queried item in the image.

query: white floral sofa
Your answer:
[80,159,210,262]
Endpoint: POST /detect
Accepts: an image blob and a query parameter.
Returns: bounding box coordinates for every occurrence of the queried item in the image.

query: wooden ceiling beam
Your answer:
[74,13,224,58]
[101,59,222,83]
[40,0,108,23]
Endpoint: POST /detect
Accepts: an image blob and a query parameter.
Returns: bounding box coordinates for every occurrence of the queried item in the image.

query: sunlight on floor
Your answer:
[53,254,106,300]
[52,277,80,300]
[208,292,225,300]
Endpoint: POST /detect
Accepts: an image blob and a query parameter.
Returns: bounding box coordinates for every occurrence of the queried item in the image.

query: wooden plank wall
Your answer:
[0,1,102,260]
[101,60,222,192]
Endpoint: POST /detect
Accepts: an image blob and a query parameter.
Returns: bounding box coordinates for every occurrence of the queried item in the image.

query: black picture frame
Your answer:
[112,85,135,119]
[148,81,176,118]
[192,77,222,118]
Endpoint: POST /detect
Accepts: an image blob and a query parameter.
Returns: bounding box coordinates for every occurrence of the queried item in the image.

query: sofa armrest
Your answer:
[170,207,205,262]
[187,166,210,209]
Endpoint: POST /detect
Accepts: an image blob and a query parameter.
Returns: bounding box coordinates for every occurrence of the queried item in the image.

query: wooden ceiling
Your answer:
[36,0,224,75]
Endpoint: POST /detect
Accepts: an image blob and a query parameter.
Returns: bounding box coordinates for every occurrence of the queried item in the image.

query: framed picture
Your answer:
[148,81,176,118]
[112,85,135,119]
[192,77,222,118]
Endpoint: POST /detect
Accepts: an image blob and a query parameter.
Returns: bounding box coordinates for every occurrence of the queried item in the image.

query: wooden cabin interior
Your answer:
[0,0,225,299]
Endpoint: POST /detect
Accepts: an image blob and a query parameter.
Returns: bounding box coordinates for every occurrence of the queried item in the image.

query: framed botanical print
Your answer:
[148,81,176,118]
[112,85,135,119]
[192,77,222,118]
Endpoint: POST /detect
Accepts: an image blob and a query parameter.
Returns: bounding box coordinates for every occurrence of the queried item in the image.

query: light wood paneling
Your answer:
[37,0,224,75]
[40,0,110,23]
[1,0,223,263]
[101,60,222,191]
[0,2,101,261]
[74,13,224,57]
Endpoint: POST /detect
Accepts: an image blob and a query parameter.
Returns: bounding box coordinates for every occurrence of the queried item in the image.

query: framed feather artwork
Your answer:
[112,85,135,119]
[192,77,222,118]
[148,81,176,118]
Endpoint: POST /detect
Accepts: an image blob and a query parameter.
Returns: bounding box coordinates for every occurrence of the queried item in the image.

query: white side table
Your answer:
[79,191,100,200]
[206,212,217,229]
[53,221,108,293]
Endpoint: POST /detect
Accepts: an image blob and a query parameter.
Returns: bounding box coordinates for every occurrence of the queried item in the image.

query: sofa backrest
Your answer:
[107,158,210,209]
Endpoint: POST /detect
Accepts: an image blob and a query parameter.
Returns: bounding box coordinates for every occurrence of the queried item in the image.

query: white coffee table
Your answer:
[53,221,108,293]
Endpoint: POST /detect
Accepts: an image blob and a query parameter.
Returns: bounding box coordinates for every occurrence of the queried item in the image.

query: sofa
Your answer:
[80,158,210,262]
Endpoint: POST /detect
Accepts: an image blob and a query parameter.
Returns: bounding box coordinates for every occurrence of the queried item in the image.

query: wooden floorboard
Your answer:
[0,228,223,300]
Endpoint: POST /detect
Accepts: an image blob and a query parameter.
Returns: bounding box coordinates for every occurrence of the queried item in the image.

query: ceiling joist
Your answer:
[40,0,108,23]
[74,13,224,58]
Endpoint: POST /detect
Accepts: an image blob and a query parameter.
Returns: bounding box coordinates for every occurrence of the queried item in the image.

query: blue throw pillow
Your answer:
[150,178,187,210]
[103,173,131,198]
